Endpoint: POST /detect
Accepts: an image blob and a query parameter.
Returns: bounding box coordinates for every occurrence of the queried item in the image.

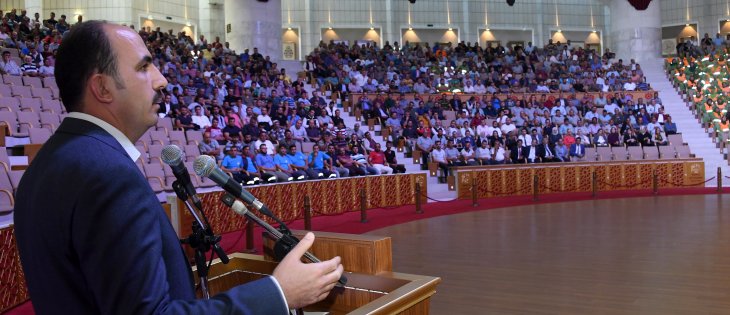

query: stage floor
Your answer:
[367,194,730,315]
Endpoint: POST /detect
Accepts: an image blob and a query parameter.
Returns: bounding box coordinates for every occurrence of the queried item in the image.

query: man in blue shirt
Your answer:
[274,145,305,181]
[220,147,251,184]
[255,143,288,182]
[288,144,318,180]
[307,144,336,179]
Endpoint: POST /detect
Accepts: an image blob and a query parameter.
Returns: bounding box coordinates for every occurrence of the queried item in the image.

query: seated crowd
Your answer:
[666,40,730,144]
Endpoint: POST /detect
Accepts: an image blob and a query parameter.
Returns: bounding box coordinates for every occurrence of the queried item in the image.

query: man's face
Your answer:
[105,25,167,140]
[2,53,9,62]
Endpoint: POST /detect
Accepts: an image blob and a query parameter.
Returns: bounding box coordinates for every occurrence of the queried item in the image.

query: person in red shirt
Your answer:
[367,143,393,174]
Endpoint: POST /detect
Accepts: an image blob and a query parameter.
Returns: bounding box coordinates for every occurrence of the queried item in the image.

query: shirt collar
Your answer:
[67,112,141,162]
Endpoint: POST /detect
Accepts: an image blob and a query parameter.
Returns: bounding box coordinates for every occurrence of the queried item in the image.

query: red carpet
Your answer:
[4,187,725,315]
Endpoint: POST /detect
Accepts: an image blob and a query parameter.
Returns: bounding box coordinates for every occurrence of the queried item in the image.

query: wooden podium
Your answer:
[197,231,441,314]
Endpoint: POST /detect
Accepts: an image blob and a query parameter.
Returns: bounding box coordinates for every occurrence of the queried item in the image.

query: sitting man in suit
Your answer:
[510,139,527,164]
[13,21,343,314]
[569,136,587,161]
[538,135,561,162]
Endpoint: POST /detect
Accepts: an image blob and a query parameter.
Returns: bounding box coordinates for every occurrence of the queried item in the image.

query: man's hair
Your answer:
[55,20,125,112]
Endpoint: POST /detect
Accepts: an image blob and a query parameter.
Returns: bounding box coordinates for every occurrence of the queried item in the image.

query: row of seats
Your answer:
[0,111,64,138]
[1,74,58,90]
[137,143,201,165]
[136,160,217,193]
[0,85,59,100]
[0,96,64,113]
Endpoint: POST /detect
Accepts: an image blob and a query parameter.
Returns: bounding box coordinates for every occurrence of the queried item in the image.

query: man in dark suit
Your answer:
[157,93,178,118]
[569,136,587,161]
[14,21,342,314]
[538,136,560,162]
[510,139,527,163]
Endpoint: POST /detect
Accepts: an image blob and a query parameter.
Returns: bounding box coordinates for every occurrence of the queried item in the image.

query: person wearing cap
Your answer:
[0,50,21,76]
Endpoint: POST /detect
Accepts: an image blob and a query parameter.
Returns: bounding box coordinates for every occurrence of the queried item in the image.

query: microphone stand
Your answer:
[219,194,347,286]
[173,181,229,299]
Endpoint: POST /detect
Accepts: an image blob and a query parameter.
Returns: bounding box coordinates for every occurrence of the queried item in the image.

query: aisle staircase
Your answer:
[643,57,728,185]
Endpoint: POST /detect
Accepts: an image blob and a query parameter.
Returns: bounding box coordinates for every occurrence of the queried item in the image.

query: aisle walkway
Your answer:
[643,58,726,184]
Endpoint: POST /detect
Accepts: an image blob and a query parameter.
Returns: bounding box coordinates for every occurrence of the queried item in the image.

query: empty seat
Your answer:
[22,76,43,88]
[185,130,203,145]
[39,112,61,131]
[29,127,52,144]
[41,99,64,114]
[0,169,14,213]
[31,87,53,99]
[156,117,174,134]
[168,130,186,147]
[0,84,10,96]
[43,77,58,89]
[142,163,169,192]
[0,111,19,137]
[149,130,169,145]
[667,133,684,145]
[19,98,42,112]
[184,161,202,188]
[0,96,20,111]
[596,146,614,161]
[627,146,644,160]
[148,144,165,164]
[301,141,314,154]
[135,130,153,151]
[8,170,24,192]
[612,146,629,160]
[10,85,32,98]
[183,144,200,161]
[658,145,676,159]
[0,149,10,172]
[675,145,691,158]
[49,87,60,99]
[3,74,23,86]
[17,111,41,136]
[643,145,660,160]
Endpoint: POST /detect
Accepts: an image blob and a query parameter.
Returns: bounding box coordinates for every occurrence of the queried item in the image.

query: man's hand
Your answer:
[272,232,344,309]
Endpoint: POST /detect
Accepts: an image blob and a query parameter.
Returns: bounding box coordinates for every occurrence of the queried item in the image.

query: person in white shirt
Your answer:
[254,132,276,155]
[256,107,274,129]
[623,81,637,91]
[0,51,22,76]
[475,140,492,165]
[500,118,517,136]
[191,106,212,129]
[38,58,55,77]
[289,119,308,142]
[490,141,506,164]
[431,141,449,178]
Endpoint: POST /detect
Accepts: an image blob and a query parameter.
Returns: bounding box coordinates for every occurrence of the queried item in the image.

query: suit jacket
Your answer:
[510,145,527,163]
[537,143,554,159]
[569,143,586,156]
[157,102,179,116]
[14,118,287,314]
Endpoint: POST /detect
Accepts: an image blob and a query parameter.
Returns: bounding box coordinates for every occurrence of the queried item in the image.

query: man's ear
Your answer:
[88,74,113,104]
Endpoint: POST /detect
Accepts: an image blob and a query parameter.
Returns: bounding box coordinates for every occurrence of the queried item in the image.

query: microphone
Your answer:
[193,155,277,220]
[162,144,202,210]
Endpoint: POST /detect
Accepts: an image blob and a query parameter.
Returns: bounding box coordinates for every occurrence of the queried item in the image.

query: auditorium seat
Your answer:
[17,111,41,136]
[658,145,676,159]
[612,146,629,160]
[135,130,153,151]
[148,144,165,165]
[183,144,200,161]
[301,141,314,154]
[42,77,58,90]
[22,76,43,88]
[168,130,186,147]
[596,146,614,161]
[149,130,169,146]
[39,112,61,131]
[0,169,15,213]
[31,87,53,99]
[41,99,64,114]
[0,84,10,96]
[8,170,24,193]
[0,111,20,137]
[156,117,174,134]
[19,98,42,112]
[644,145,660,160]
[667,133,684,145]
[49,87,60,99]
[142,162,169,192]
[0,149,10,172]
[183,161,202,188]
[28,127,51,144]
[0,96,20,111]
[2,74,23,86]
[10,85,32,98]
[160,164,178,190]
[627,146,644,160]
[135,145,147,161]
[675,145,692,158]
[185,130,203,145]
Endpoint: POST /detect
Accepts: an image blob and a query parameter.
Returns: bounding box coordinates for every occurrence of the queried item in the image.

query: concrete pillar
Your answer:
[224,0,282,61]
[609,0,661,62]
[24,0,42,18]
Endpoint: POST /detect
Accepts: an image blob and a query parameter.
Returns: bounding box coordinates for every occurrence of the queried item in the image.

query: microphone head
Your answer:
[161,144,183,166]
[193,155,217,177]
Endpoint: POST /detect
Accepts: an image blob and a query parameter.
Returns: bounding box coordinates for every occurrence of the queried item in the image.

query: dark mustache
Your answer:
[153,90,164,104]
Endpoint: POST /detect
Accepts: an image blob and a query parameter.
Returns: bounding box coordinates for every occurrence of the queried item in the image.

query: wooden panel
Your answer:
[455,159,706,199]
[0,225,29,313]
[263,230,393,275]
